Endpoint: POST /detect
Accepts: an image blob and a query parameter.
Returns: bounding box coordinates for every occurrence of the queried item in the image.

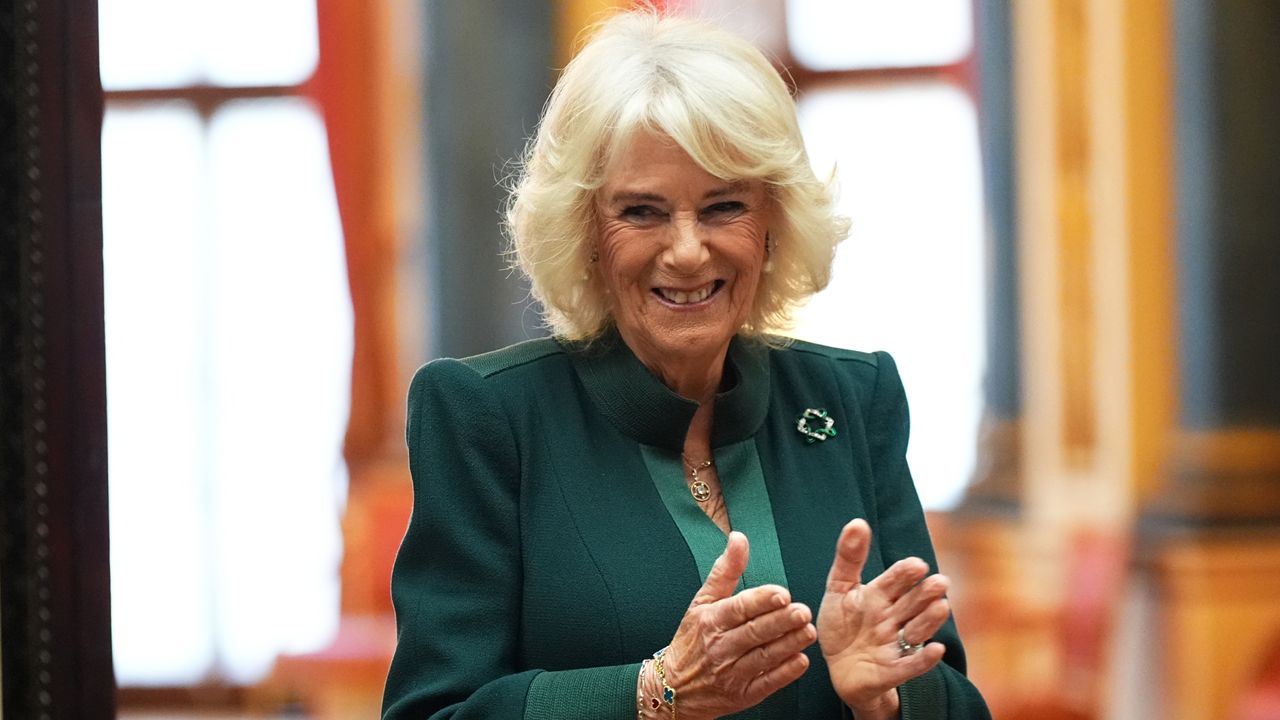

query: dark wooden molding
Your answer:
[0,0,115,717]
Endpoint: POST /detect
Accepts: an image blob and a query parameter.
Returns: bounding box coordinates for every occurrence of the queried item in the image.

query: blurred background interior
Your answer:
[6,0,1279,718]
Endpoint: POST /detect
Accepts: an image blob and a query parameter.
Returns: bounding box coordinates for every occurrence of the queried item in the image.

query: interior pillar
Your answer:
[421,0,555,359]
[1133,1,1280,717]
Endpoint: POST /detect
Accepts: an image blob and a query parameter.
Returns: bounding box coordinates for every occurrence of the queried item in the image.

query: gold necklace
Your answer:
[682,455,714,503]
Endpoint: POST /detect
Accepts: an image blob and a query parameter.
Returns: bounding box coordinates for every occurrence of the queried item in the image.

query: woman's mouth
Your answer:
[653,280,724,306]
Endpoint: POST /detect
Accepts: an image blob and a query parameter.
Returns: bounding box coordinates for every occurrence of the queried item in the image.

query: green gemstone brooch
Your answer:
[796,408,837,444]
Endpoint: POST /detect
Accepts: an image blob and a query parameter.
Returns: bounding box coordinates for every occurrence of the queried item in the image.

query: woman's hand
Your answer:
[817,519,951,719]
[658,531,816,720]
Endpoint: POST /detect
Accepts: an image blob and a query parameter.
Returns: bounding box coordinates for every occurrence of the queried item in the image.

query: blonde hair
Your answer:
[506,9,849,341]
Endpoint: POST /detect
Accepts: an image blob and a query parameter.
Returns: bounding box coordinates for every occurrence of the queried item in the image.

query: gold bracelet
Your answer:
[638,657,667,719]
[652,646,677,719]
[637,659,655,719]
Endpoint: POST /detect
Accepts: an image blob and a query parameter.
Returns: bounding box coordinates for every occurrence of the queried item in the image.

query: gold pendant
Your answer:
[690,480,712,502]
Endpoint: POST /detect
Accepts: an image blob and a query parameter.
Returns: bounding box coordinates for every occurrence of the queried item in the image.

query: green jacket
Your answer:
[383,333,990,720]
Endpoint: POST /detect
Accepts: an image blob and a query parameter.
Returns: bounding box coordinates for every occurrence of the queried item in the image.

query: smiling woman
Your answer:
[382,8,990,720]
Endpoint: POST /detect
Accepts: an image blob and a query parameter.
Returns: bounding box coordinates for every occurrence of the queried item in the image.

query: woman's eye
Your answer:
[621,205,663,221]
[702,201,746,218]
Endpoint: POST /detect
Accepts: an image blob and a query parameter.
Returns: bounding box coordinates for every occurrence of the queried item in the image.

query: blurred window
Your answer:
[786,0,972,69]
[100,0,350,686]
[99,0,319,89]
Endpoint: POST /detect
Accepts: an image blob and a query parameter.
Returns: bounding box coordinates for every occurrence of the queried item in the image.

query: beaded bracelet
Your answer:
[652,646,678,719]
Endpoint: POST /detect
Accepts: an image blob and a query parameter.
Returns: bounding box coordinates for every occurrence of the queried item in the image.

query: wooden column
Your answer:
[1132,1,1280,717]
[998,0,1176,714]
[1013,0,1174,578]
[937,1,1030,711]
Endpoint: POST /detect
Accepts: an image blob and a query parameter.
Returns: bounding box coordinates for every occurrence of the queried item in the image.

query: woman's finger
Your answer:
[707,584,791,633]
[730,615,817,677]
[692,531,750,607]
[825,519,872,594]
[866,556,930,602]
[888,640,947,683]
[888,573,950,625]
[714,601,810,656]
[898,597,951,650]
[741,652,810,707]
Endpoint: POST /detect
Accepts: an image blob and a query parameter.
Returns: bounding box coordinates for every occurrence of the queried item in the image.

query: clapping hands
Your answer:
[656,521,951,720]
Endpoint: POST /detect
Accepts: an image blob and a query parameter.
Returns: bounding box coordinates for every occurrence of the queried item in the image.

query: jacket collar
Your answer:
[564,327,771,452]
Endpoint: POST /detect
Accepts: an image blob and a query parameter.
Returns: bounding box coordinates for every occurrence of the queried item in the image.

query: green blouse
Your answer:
[382,332,990,720]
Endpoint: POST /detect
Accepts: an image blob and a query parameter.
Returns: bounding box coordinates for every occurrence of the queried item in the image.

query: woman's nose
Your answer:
[665,216,710,270]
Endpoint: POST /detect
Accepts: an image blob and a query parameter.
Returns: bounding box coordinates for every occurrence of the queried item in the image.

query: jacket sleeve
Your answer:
[864,352,992,720]
[382,359,640,720]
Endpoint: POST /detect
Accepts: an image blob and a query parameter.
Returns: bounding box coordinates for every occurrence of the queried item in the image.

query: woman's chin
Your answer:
[616,292,748,373]
[638,321,738,363]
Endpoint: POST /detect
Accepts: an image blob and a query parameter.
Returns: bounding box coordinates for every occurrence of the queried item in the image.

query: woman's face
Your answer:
[594,131,770,376]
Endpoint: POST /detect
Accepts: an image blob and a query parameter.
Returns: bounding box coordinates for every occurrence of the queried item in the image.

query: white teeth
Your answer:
[659,284,714,305]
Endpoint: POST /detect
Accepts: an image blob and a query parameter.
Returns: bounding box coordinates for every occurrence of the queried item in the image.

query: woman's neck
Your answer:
[683,398,716,454]
[623,335,730,405]
[658,358,724,404]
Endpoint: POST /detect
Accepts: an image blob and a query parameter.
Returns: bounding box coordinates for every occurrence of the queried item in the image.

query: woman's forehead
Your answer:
[598,144,763,206]
[600,130,747,188]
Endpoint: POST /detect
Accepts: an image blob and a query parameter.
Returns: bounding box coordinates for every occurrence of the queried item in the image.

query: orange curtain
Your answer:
[310,0,411,619]
[311,0,402,469]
